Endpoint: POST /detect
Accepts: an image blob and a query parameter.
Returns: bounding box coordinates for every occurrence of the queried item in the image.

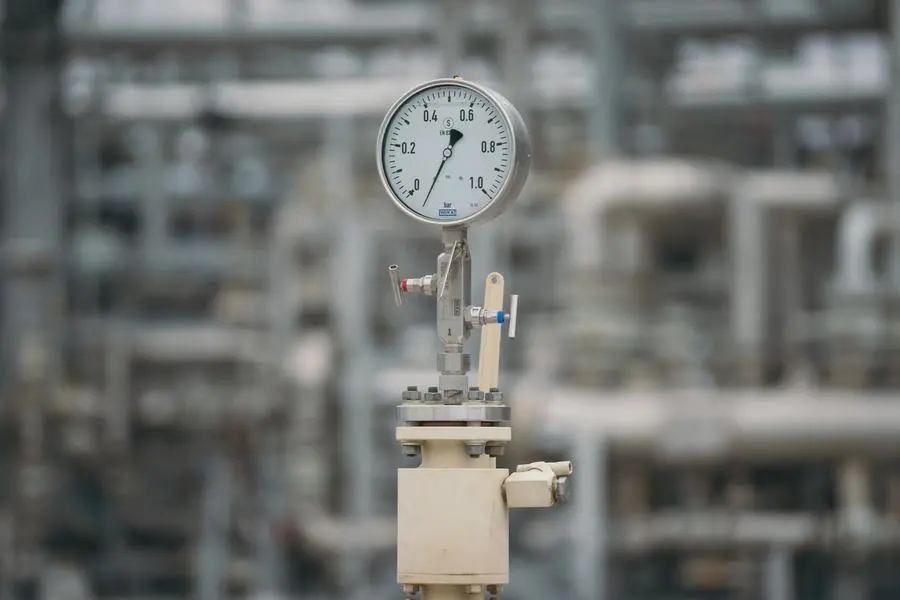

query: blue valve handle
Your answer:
[495,297,518,339]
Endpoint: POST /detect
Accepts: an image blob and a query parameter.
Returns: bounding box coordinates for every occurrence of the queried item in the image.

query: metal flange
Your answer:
[396,403,511,424]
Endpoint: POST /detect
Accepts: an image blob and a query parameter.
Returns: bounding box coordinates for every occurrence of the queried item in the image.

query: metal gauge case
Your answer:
[376,78,532,228]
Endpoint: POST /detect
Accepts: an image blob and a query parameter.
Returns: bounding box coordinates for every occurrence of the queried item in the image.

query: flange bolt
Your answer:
[402,443,421,458]
[465,442,485,457]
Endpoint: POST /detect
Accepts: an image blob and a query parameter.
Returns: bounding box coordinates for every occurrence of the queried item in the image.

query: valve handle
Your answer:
[508,294,518,339]
[388,264,404,307]
[437,240,462,300]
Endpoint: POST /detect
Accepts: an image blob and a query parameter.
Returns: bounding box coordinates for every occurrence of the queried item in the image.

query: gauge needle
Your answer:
[422,128,463,207]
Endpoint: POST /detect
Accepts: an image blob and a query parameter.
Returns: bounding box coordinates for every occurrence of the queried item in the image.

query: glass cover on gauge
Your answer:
[378,81,520,225]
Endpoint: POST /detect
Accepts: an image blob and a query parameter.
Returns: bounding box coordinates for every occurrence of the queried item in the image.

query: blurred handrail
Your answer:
[521,510,900,552]
[515,381,900,460]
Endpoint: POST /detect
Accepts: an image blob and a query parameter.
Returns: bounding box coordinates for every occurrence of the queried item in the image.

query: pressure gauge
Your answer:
[376,78,531,228]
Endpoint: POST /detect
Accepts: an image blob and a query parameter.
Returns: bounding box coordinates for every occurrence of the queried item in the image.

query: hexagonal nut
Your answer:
[484,390,504,403]
[437,352,471,373]
[465,442,485,457]
[422,391,441,403]
[487,443,505,457]
[401,389,422,403]
[402,443,421,458]
[465,585,483,594]
[466,388,485,402]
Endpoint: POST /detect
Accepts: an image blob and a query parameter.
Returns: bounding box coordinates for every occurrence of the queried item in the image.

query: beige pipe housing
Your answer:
[396,427,510,590]
[396,426,571,593]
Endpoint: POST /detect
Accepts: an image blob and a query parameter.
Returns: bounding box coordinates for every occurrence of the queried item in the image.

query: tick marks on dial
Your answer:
[422,128,464,208]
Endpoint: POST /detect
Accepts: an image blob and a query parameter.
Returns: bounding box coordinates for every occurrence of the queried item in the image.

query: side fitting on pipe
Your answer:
[504,461,573,508]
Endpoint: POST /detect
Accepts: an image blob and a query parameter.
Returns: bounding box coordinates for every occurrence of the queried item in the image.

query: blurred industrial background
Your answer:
[3,0,900,599]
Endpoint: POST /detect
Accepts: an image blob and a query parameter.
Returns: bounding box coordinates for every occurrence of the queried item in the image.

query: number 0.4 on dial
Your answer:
[376,78,531,227]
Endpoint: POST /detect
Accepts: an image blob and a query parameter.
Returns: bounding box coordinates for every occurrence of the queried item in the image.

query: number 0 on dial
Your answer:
[376,78,532,227]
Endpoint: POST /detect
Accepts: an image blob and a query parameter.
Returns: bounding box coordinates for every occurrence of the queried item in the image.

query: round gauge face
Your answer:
[378,81,519,226]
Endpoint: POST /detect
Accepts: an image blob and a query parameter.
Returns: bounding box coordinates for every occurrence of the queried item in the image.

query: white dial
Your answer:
[377,78,531,227]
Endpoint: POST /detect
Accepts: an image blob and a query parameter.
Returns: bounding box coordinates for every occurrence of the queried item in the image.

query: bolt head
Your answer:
[401,388,422,402]
[402,443,421,458]
[487,444,505,457]
[484,390,504,403]
[465,442,485,457]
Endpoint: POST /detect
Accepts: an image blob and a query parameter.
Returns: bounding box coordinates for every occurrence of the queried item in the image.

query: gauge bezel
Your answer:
[376,78,532,228]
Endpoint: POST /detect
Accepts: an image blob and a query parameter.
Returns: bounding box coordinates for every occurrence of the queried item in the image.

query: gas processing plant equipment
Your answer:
[377,77,573,600]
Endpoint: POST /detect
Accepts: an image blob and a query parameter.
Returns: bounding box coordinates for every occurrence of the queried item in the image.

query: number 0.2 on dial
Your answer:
[376,79,531,227]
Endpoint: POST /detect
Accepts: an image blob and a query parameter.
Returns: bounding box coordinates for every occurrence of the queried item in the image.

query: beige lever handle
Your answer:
[477,272,504,392]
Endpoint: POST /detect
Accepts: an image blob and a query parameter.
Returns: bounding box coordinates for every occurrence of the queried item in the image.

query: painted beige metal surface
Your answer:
[478,272,505,391]
[397,468,510,585]
[504,461,572,508]
[421,440,494,469]
[504,467,556,508]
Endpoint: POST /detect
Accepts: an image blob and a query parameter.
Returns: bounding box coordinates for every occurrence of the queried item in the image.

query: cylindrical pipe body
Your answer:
[417,438,496,598]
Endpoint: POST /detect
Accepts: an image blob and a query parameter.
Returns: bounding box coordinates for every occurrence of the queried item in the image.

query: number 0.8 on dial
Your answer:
[376,79,531,227]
